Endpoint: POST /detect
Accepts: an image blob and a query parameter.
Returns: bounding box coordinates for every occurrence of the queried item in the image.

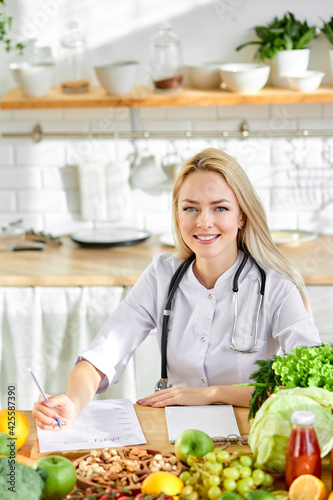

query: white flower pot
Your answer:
[268,49,310,87]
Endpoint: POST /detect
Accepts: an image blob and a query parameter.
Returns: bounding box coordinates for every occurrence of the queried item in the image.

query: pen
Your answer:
[28,368,62,430]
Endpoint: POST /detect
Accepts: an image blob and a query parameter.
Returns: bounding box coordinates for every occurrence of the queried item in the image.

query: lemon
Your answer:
[289,475,327,500]
[141,471,184,496]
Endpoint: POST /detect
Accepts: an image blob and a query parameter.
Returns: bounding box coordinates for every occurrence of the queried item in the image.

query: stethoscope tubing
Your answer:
[156,251,266,391]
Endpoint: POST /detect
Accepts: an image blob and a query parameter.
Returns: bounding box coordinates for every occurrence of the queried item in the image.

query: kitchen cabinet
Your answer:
[2,85,333,109]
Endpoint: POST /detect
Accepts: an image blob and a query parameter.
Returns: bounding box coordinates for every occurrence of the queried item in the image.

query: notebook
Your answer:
[165,405,241,443]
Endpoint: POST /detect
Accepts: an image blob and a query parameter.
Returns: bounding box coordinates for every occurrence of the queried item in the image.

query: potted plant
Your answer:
[236,12,317,86]
[0,0,24,53]
[321,17,333,82]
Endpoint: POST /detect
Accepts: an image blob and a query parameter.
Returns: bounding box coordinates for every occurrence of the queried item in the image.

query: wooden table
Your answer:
[1,235,333,286]
[18,406,332,493]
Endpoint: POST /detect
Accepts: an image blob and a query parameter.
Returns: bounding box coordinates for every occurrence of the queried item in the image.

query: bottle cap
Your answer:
[291,410,316,426]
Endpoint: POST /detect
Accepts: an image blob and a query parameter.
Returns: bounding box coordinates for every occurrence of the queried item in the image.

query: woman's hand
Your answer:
[137,385,214,407]
[32,393,79,431]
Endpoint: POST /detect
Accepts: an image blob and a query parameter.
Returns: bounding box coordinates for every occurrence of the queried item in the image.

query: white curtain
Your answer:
[0,286,160,410]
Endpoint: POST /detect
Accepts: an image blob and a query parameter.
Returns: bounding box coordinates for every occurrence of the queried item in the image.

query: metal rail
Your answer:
[2,123,333,143]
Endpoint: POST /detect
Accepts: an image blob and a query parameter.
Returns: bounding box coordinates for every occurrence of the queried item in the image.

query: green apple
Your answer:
[174,429,214,464]
[33,455,76,500]
[0,432,17,458]
[219,493,243,500]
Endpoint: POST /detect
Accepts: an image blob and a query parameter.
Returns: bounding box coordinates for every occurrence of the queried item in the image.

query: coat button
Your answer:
[201,337,206,343]
[208,294,213,299]
[201,378,206,384]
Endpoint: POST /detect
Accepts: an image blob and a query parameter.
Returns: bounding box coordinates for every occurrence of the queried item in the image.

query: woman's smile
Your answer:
[194,233,221,243]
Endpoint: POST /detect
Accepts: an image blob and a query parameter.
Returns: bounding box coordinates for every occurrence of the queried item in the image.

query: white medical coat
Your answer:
[76,251,321,393]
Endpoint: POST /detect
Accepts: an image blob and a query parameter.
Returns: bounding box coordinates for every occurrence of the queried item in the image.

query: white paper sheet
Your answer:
[37,399,147,453]
[165,405,241,443]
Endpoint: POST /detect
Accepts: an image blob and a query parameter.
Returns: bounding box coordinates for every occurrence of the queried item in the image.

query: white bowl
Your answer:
[94,60,139,95]
[219,63,270,94]
[188,63,222,89]
[9,62,55,97]
[286,70,325,92]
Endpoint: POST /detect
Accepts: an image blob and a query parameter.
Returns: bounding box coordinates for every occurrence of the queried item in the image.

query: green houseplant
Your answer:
[321,17,333,83]
[236,12,317,87]
[236,11,317,61]
[321,17,333,45]
[0,0,24,53]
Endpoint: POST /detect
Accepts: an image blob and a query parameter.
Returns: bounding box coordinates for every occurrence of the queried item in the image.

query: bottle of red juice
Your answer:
[285,410,321,489]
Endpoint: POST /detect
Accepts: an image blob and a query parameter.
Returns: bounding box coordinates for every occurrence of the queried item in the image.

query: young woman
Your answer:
[33,148,320,430]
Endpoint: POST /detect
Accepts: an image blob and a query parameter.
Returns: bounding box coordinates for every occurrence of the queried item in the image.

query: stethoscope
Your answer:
[155,252,266,391]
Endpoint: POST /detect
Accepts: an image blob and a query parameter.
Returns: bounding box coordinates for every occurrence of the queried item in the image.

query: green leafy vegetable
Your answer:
[236,12,317,61]
[248,387,333,473]
[0,457,45,500]
[235,343,333,419]
[273,342,333,390]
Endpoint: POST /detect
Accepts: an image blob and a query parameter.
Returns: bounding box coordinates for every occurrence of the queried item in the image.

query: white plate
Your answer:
[270,230,317,245]
[159,233,176,247]
[71,228,151,247]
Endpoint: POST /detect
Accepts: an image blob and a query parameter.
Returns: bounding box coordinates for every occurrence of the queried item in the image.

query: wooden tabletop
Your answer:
[0,234,333,287]
[18,406,331,493]
[19,406,251,461]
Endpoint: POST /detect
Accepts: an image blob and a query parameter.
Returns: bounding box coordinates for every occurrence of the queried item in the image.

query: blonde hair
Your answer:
[172,148,310,311]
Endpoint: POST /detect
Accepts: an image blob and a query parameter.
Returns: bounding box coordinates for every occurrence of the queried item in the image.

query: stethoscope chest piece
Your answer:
[155,378,173,391]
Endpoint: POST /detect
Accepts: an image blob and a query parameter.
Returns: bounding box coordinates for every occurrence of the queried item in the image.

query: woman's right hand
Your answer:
[32,394,78,431]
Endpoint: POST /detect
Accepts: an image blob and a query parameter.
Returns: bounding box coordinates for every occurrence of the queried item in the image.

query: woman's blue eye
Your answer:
[216,206,228,212]
[184,207,196,212]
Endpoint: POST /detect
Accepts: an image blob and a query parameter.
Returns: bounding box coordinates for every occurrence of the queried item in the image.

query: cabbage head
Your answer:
[248,387,333,473]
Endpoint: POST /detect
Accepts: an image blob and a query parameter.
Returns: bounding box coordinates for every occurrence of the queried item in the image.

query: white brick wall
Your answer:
[0,104,333,237]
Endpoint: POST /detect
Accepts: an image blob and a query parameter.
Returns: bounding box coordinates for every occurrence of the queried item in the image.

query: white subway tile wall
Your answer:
[0,104,333,237]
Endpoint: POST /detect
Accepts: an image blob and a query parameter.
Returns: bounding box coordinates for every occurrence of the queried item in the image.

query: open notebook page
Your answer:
[165,405,241,443]
[36,399,147,453]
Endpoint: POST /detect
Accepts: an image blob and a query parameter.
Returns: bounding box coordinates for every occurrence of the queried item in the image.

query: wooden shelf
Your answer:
[2,85,333,109]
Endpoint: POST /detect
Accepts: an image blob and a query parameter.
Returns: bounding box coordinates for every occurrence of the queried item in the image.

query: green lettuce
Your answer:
[248,387,333,473]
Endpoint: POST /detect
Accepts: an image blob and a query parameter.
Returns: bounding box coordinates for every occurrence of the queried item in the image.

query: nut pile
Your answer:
[75,447,182,489]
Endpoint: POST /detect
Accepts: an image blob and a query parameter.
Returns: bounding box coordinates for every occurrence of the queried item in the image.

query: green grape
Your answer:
[236,477,254,496]
[222,466,240,480]
[223,478,237,491]
[203,478,212,490]
[230,459,242,469]
[218,450,230,460]
[187,492,199,500]
[239,454,253,467]
[205,452,217,463]
[208,475,220,487]
[207,485,222,500]
[204,462,214,471]
[262,473,274,487]
[187,456,196,467]
[210,463,223,475]
[252,468,265,486]
[180,471,192,483]
[186,476,199,486]
[181,485,194,497]
[239,466,252,478]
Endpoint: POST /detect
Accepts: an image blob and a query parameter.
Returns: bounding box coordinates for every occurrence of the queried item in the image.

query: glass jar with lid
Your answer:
[59,21,90,93]
[150,21,183,92]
